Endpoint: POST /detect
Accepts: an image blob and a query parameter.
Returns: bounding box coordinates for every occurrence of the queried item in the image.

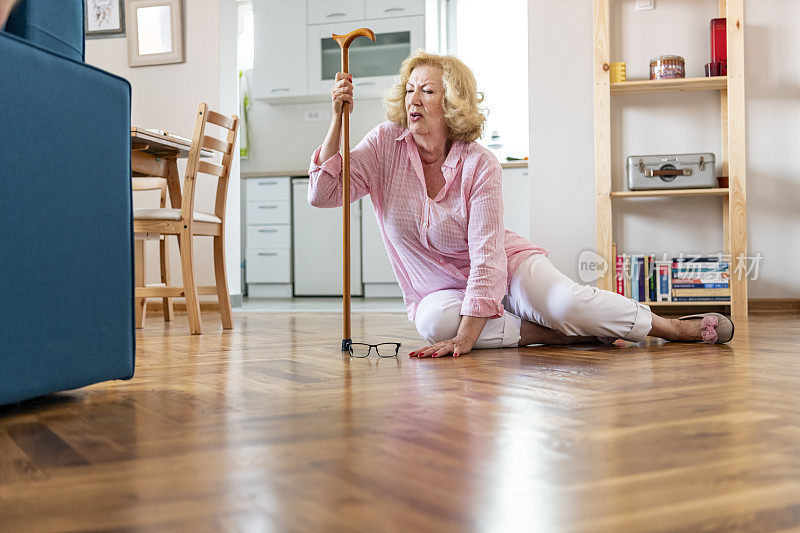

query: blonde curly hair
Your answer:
[384,50,486,142]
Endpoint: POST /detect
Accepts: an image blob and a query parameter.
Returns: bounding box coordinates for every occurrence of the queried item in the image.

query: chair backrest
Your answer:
[181,103,239,226]
[3,0,85,62]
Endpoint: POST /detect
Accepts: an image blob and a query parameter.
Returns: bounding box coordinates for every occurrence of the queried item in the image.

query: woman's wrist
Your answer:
[456,315,489,348]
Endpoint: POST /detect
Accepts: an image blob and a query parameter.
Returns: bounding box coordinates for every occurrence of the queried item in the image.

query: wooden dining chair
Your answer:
[133,177,174,327]
[133,103,239,334]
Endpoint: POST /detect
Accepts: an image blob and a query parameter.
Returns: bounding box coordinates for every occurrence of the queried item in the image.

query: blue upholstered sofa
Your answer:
[0,0,135,405]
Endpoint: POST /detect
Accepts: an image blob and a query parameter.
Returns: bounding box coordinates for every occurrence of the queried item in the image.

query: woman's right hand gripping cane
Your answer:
[320,72,355,162]
[331,72,354,116]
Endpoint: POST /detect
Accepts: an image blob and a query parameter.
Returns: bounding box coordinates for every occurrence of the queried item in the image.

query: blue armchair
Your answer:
[0,0,135,405]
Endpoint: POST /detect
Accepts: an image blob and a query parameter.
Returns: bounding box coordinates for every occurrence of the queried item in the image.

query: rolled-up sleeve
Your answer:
[307,124,380,208]
[461,160,507,318]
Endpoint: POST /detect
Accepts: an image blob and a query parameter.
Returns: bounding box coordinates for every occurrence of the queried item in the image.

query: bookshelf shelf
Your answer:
[594,0,749,316]
[610,188,730,199]
[611,76,727,94]
[646,301,731,307]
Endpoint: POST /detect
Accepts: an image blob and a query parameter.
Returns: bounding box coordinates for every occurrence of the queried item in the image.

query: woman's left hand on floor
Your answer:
[409,337,474,358]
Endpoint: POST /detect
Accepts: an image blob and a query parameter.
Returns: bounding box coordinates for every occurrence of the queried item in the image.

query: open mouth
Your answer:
[410,112,423,121]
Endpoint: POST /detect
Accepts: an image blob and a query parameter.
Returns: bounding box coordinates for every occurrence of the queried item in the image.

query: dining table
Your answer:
[130,127,213,208]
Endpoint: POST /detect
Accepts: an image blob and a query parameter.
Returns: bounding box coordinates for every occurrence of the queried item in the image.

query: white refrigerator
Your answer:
[292,177,362,296]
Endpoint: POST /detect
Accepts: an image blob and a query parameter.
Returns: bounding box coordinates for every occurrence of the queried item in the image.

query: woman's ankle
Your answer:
[518,320,571,345]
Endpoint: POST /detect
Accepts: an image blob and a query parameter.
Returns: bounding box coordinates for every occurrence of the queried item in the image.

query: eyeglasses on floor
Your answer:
[346,342,401,358]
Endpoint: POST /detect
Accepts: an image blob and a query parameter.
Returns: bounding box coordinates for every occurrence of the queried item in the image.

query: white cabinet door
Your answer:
[365,0,425,19]
[252,0,307,99]
[292,178,362,296]
[246,248,292,283]
[246,201,291,225]
[308,15,425,97]
[361,197,396,283]
[246,177,291,202]
[502,167,530,239]
[307,0,364,25]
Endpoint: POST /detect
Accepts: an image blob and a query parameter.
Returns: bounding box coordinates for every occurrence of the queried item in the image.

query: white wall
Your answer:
[86,0,242,301]
[529,0,800,299]
[241,96,387,173]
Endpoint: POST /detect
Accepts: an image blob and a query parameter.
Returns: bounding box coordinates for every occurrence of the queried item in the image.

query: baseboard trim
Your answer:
[143,298,800,314]
[748,298,800,313]
[230,294,243,308]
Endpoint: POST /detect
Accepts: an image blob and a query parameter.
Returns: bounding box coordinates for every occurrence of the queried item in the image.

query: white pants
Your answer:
[415,253,653,348]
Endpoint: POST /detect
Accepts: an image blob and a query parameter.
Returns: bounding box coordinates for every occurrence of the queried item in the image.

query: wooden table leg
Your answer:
[165,157,183,210]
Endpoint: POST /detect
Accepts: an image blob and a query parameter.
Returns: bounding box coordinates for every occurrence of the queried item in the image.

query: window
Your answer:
[237,0,253,72]
[452,0,528,161]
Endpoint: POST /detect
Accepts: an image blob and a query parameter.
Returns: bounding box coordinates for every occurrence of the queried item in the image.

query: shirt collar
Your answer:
[442,140,464,169]
[396,129,464,170]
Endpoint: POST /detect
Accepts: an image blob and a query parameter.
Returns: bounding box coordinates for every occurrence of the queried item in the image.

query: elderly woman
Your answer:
[309,50,733,358]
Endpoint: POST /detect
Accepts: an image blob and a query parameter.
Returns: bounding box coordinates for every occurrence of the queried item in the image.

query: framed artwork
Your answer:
[85,0,125,39]
[125,0,184,67]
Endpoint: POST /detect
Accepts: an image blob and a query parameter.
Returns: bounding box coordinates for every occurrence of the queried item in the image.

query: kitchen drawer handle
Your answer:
[326,12,346,18]
[258,252,279,257]
[385,7,405,13]
[270,88,290,93]
[258,181,278,185]
[258,205,279,209]
[258,229,279,233]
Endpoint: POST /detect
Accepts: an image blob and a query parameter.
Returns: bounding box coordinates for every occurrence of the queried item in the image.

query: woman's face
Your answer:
[405,65,446,137]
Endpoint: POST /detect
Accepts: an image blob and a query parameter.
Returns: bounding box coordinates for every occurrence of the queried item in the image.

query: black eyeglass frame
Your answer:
[344,341,401,358]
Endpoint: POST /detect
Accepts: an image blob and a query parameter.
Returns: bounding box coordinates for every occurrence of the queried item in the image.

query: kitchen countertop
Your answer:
[241,160,528,179]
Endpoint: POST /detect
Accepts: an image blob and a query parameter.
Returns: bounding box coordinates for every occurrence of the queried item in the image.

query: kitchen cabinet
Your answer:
[307,0,364,25]
[254,0,425,104]
[502,166,530,239]
[361,197,402,297]
[252,0,308,99]
[365,0,425,19]
[308,15,425,98]
[291,178,363,296]
[245,177,293,297]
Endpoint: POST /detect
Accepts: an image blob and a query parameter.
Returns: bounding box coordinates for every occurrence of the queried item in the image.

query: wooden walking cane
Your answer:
[332,28,375,352]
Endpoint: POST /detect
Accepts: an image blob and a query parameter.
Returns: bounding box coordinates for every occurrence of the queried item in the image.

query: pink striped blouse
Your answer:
[308,121,548,321]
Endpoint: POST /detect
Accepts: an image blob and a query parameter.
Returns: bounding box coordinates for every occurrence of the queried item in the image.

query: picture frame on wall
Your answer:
[85,0,125,39]
[125,0,183,67]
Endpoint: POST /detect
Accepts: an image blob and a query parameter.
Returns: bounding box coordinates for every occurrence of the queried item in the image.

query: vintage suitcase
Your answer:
[626,153,716,190]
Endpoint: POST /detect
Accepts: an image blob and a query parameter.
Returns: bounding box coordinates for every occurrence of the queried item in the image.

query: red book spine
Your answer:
[616,255,624,295]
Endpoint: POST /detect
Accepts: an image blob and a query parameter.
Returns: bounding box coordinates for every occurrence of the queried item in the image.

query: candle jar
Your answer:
[610,62,627,83]
[650,55,685,80]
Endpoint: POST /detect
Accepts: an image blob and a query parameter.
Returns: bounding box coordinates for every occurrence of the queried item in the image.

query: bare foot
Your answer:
[648,314,703,342]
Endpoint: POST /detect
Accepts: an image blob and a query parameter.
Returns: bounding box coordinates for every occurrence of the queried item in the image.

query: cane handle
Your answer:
[332,28,376,50]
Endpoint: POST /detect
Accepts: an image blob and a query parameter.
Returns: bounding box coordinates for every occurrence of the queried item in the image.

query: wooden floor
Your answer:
[2,311,800,532]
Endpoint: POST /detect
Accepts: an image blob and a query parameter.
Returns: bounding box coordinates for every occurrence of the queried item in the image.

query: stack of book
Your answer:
[672,256,731,302]
[612,244,730,303]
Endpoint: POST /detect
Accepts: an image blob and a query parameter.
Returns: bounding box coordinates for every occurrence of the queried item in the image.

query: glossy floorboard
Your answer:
[1,312,799,532]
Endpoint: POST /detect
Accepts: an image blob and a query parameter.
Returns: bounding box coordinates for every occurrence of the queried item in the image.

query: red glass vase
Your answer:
[711,18,727,75]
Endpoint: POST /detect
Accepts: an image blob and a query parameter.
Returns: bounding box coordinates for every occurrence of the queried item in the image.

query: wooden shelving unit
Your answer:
[593,0,749,316]
[611,188,730,199]
[611,76,727,94]
[647,301,732,307]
